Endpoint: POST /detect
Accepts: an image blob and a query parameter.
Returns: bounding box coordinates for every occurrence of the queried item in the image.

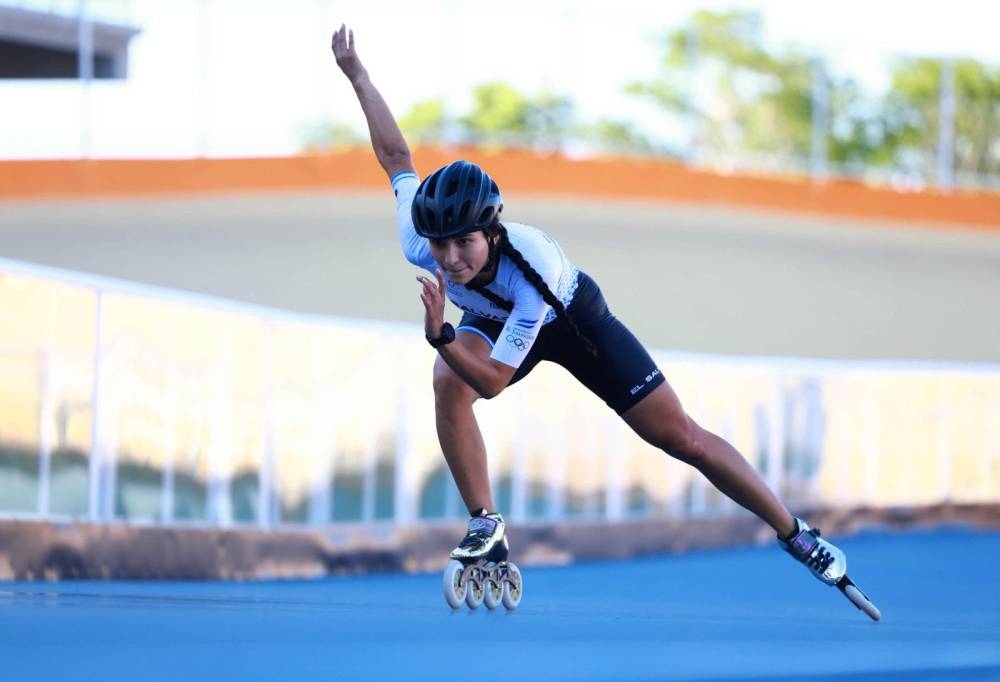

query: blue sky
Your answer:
[3,0,998,158]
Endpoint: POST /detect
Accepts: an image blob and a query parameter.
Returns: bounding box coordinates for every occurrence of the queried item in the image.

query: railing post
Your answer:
[510,397,527,524]
[361,410,376,524]
[161,369,177,524]
[547,420,566,522]
[937,384,953,504]
[862,386,880,507]
[394,345,415,527]
[605,416,625,522]
[37,349,54,516]
[258,322,273,529]
[206,367,232,527]
[87,290,104,522]
[766,377,786,503]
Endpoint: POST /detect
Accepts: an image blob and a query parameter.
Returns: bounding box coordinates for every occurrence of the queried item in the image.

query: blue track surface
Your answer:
[3,527,999,681]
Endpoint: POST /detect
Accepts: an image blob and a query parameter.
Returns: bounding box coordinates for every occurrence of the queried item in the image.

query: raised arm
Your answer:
[331,24,415,179]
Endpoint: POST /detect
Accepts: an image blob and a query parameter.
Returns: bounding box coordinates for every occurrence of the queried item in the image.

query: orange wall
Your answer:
[2,149,999,230]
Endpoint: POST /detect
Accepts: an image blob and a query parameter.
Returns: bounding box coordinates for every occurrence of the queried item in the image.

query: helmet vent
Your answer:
[425,172,439,198]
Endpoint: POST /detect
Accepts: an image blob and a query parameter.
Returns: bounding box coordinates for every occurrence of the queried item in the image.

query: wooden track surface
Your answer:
[2,189,999,362]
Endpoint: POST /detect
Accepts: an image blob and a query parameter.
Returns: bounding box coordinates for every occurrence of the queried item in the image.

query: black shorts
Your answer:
[456,271,665,415]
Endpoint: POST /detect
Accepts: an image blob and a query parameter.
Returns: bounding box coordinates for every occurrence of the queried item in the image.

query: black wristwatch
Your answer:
[426,322,456,348]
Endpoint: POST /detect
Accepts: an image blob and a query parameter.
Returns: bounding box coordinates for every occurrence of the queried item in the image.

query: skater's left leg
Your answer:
[622,380,797,539]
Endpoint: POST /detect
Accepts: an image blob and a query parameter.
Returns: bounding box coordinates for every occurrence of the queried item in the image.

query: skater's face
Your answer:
[428,231,494,285]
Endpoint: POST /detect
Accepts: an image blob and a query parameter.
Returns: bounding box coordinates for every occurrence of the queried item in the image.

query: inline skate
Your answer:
[780,517,881,621]
[442,510,522,611]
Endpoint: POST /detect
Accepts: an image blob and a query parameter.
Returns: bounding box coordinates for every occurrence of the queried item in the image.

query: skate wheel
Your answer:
[483,566,503,610]
[465,566,485,609]
[442,560,467,609]
[501,562,522,611]
[843,583,881,622]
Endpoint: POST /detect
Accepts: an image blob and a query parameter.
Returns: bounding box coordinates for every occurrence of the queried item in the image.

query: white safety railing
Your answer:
[2,256,999,529]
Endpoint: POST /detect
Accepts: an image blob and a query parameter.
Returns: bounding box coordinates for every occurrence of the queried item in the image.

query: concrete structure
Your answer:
[0,5,140,79]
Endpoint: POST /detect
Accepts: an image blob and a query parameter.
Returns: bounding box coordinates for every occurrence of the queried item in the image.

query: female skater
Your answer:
[331,24,878,618]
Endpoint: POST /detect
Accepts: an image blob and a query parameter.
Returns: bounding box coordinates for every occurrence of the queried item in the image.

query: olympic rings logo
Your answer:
[505,334,528,351]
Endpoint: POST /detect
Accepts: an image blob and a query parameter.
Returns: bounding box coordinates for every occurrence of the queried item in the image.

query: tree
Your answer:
[884,58,1000,180]
[458,81,575,149]
[628,9,876,172]
[826,78,899,174]
[459,81,528,146]
[398,98,450,146]
[523,91,575,150]
[577,119,663,157]
[299,121,364,152]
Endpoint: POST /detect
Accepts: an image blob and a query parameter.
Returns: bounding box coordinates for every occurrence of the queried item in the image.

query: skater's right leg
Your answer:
[433,338,511,563]
[432,333,496,515]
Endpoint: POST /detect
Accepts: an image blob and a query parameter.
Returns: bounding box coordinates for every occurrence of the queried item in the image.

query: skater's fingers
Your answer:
[418,277,438,301]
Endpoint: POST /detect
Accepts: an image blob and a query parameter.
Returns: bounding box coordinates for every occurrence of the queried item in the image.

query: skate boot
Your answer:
[779,517,881,621]
[778,517,846,586]
[442,509,523,611]
[450,509,506,561]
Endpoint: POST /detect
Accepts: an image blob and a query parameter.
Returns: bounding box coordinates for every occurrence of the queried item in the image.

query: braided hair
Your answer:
[465,224,599,358]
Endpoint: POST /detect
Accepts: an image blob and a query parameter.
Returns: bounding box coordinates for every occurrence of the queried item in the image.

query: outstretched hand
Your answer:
[331,23,365,82]
[417,270,447,339]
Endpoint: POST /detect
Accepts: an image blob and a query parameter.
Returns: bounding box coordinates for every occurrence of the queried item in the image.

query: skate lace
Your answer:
[459,529,492,549]
[806,528,834,573]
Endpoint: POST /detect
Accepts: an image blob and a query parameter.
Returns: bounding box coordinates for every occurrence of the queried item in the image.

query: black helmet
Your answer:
[411,160,503,239]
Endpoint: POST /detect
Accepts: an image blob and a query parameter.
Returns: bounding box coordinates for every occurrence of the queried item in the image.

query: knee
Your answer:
[432,360,479,409]
[648,414,709,466]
